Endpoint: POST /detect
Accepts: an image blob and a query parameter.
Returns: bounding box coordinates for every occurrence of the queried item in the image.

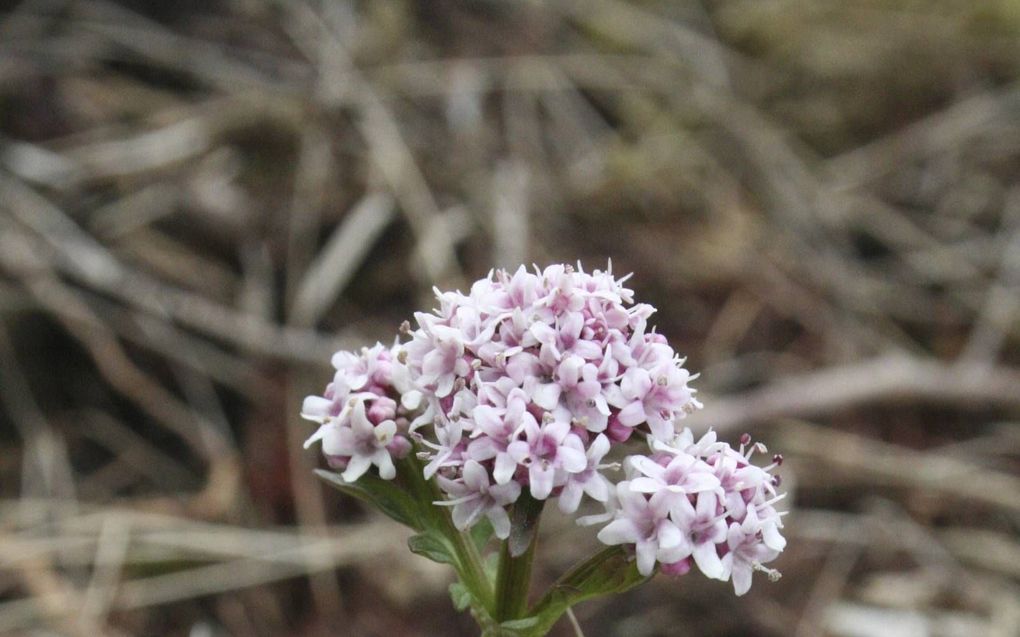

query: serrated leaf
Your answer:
[408,531,456,565]
[449,582,472,611]
[315,469,423,530]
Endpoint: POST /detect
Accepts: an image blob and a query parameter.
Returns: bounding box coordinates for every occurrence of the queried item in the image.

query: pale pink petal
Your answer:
[731,563,753,596]
[558,446,588,473]
[529,464,556,500]
[617,401,647,427]
[300,396,334,422]
[557,482,583,514]
[341,455,372,482]
[597,519,640,546]
[493,453,518,485]
[635,540,657,576]
[532,382,562,411]
[693,541,725,580]
[487,506,512,539]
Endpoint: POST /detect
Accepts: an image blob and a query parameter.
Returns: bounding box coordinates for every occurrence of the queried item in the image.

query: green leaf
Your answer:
[408,531,456,565]
[499,617,541,631]
[314,469,423,530]
[449,582,472,612]
[525,546,649,634]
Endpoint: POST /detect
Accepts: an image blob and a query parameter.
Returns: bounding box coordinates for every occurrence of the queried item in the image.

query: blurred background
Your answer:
[2,0,1020,635]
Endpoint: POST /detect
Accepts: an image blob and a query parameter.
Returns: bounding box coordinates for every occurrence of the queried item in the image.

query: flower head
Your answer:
[301,264,786,600]
[301,342,414,481]
[401,263,702,521]
[589,430,786,593]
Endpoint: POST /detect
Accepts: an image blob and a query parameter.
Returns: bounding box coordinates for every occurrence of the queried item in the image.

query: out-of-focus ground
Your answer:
[2,1,1020,635]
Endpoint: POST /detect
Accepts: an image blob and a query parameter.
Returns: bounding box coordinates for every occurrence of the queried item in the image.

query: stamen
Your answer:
[753,562,782,582]
[433,494,478,507]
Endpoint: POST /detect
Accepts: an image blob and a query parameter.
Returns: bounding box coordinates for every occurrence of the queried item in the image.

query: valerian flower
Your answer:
[435,460,521,539]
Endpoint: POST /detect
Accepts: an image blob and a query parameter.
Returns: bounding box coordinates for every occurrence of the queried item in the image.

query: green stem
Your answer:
[494,493,544,621]
[399,451,494,612]
[494,532,537,621]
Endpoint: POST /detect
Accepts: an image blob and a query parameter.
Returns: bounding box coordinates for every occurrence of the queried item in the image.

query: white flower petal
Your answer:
[597,519,640,546]
[692,541,725,580]
[731,563,753,596]
[493,453,518,485]
[635,540,657,577]
[300,396,334,422]
[341,455,372,482]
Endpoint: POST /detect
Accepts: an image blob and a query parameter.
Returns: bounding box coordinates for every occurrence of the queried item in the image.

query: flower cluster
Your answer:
[589,429,786,595]
[401,264,702,536]
[301,343,417,483]
[301,263,787,595]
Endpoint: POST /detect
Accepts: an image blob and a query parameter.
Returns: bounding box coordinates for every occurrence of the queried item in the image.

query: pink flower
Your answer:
[671,491,728,580]
[421,418,466,480]
[417,324,470,397]
[720,506,782,596]
[628,452,720,499]
[315,400,398,482]
[466,389,536,484]
[507,417,587,500]
[556,355,610,432]
[596,482,687,576]
[610,362,696,441]
[558,433,613,514]
[435,460,521,539]
[590,428,786,592]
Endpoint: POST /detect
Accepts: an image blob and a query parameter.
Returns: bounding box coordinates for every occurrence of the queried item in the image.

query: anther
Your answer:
[753,562,782,583]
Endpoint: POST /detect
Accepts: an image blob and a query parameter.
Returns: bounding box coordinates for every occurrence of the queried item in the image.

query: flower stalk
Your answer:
[494,492,544,621]
[399,451,494,612]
